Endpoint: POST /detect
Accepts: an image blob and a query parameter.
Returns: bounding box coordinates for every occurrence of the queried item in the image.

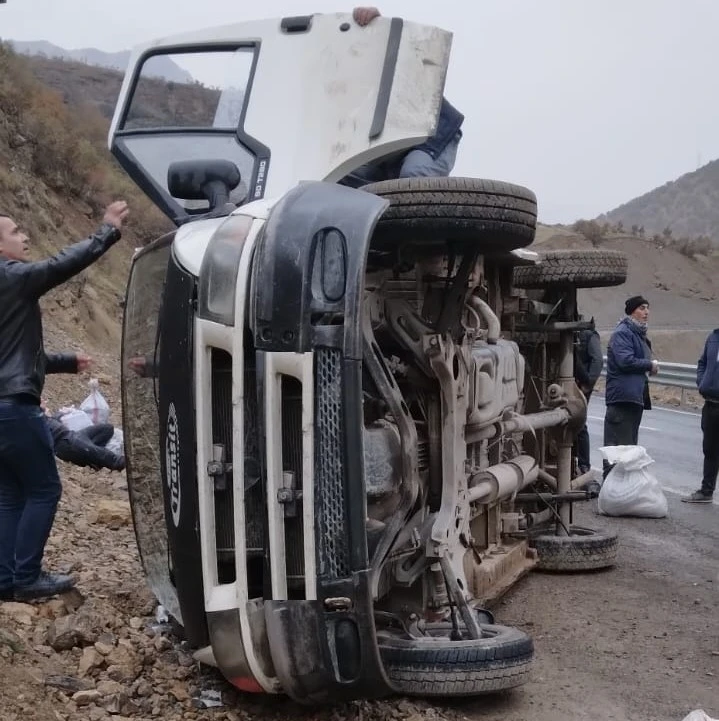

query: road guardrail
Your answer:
[601,359,697,390]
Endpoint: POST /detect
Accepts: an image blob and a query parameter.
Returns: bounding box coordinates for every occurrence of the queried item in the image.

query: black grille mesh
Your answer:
[314,348,350,579]
[212,356,264,555]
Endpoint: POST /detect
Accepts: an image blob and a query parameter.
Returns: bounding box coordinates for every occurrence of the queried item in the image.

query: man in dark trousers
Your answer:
[574,319,603,474]
[47,416,125,472]
[603,295,658,478]
[0,200,128,602]
[682,329,719,503]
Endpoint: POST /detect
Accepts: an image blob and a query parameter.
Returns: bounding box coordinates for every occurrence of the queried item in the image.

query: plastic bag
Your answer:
[79,378,110,425]
[597,445,668,518]
[105,428,124,456]
[57,406,94,432]
[680,712,719,721]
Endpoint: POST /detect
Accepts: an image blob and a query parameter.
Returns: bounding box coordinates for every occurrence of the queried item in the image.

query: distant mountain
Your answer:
[598,159,719,241]
[8,40,192,84]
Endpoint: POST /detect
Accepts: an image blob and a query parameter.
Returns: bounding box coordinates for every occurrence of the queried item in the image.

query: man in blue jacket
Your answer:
[0,201,128,601]
[682,329,719,503]
[603,296,658,478]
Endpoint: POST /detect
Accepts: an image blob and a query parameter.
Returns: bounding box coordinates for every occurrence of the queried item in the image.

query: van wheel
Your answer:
[513,249,628,289]
[530,525,618,571]
[377,622,533,696]
[362,177,537,253]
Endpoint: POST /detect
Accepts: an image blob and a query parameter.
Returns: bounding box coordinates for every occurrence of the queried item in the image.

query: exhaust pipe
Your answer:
[467,454,539,504]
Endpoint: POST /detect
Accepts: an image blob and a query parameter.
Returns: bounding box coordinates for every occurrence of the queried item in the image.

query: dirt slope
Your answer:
[534,226,719,363]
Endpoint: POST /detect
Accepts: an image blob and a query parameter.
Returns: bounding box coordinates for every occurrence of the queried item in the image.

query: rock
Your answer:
[107,666,138,684]
[60,588,86,613]
[153,635,172,652]
[44,675,94,693]
[46,614,98,651]
[101,693,123,714]
[37,599,68,620]
[0,601,37,626]
[90,500,132,529]
[134,681,153,698]
[96,680,125,697]
[169,684,190,702]
[72,689,102,706]
[129,617,144,630]
[105,644,140,683]
[94,633,117,656]
[0,627,23,654]
[78,647,104,677]
[101,693,136,715]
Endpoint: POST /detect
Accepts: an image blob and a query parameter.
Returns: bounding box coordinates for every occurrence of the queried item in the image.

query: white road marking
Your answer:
[588,414,676,431]
[649,406,701,418]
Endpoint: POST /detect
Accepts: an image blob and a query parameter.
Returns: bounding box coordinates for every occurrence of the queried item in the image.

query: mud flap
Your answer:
[252,182,393,702]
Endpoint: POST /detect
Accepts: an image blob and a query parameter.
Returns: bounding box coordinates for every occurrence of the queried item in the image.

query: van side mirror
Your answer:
[167,159,241,211]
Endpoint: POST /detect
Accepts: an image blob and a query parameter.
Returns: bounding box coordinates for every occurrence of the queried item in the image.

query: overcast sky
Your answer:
[2,0,717,223]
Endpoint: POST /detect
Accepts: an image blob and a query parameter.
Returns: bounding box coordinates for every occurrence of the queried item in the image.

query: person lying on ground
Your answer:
[45,414,125,472]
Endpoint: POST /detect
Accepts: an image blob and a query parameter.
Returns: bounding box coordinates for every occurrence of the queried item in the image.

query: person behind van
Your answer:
[602,296,658,478]
[339,7,464,187]
[682,328,719,503]
[574,319,603,475]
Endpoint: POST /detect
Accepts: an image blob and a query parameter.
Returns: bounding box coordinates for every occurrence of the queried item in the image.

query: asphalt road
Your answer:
[586,394,712,503]
[457,396,719,721]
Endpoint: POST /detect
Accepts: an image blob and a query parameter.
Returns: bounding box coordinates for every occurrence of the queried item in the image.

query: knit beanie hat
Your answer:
[625,295,649,315]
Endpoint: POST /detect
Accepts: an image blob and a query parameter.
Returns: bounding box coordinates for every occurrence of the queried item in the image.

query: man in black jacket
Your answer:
[0,200,128,602]
[683,328,719,503]
[574,320,603,475]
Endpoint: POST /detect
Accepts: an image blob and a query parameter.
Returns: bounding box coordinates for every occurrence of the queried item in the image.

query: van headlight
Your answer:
[198,214,253,326]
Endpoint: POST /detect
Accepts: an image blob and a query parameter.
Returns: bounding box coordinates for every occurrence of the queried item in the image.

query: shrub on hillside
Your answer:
[0,42,168,242]
[572,219,605,246]
[673,236,714,259]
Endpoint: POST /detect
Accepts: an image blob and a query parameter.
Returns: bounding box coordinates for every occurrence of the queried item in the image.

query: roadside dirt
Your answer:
[2,334,717,721]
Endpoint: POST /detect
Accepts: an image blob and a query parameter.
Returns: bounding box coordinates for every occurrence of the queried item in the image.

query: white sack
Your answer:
[105,428,124,456]
[79,378,110,425]
[57,406,94,432]
[597,445,668,518]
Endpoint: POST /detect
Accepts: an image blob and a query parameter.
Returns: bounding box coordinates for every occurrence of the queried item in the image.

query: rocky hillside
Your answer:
[596,158,719,242]
[0,43,171,359]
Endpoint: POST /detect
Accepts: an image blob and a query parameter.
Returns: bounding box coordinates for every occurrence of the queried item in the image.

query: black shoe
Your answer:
[0,587,14,602]
[14,572,75,601]
[586,480,602,498]
[681,490,713,504]
[112,455,126,472]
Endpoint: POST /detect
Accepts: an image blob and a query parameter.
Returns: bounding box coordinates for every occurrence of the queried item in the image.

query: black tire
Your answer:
[531,525,618,571]
[512,249,628,289]
[361,177,537,252]
[378,623,533,697]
